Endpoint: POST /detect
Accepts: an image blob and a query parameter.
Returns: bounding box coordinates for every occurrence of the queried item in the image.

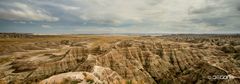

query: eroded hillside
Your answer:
[0,34,240,84]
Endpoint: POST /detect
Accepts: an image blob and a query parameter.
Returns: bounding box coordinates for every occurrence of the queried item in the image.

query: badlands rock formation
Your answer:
[0,34,240,84]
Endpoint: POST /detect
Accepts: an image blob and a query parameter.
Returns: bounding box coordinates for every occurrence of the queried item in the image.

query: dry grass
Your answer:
[0,56,12,64]
[90,35,136,47]
[0,35,72,45]
[0,35,135,46]
[0,35,78,53]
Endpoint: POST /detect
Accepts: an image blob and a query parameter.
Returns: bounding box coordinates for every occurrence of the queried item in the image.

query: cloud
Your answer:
[55,0,165,25]
[0,0,240,33]
[189,0,240,30]
[41,25,52,29]
[0,2,59,22]
[13,21,26,24]
[59,0,211,26]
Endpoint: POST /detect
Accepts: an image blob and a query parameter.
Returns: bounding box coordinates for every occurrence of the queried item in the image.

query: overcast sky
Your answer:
[0,0,240,34]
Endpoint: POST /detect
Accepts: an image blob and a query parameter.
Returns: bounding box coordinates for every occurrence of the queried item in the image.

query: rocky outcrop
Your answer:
[39,66,122,84]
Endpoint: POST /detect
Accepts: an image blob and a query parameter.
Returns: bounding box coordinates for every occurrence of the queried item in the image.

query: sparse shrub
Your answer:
[169,52,174,64]
[159,79,173,84]
[61,40,72,45]
[11,61,37,73]
[126,80,132,84]
[63,77,71,84]
[156,49,163,57]
[0,57,11,64]
[221,46,236,53]
[86,79,94,84]
[83,73,94,84]
[230,41,240,46]
[233,53,240,60]
[234,45,240,53]
[62,77,81,84]
[71,80,79,84]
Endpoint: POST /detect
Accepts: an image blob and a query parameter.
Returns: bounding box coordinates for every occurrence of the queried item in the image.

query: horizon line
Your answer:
[1,32,240,35]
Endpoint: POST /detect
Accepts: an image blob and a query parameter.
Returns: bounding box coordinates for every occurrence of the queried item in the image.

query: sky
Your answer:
[0,0,240,34]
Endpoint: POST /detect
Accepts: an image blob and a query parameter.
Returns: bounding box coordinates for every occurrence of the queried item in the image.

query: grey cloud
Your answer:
[237,6,240,11]
[188,0,240,32]
[0,0,240,34]
[0,2,58,22]
[190,6,218,14]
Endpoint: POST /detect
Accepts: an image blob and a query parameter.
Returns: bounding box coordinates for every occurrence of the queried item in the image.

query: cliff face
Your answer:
[0,35,240,84]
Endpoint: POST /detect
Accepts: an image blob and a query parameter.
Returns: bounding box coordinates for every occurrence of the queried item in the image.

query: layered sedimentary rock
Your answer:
[0,35,240,84]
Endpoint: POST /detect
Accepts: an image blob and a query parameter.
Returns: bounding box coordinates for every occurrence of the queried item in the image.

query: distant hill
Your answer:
[0,33,33,38]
